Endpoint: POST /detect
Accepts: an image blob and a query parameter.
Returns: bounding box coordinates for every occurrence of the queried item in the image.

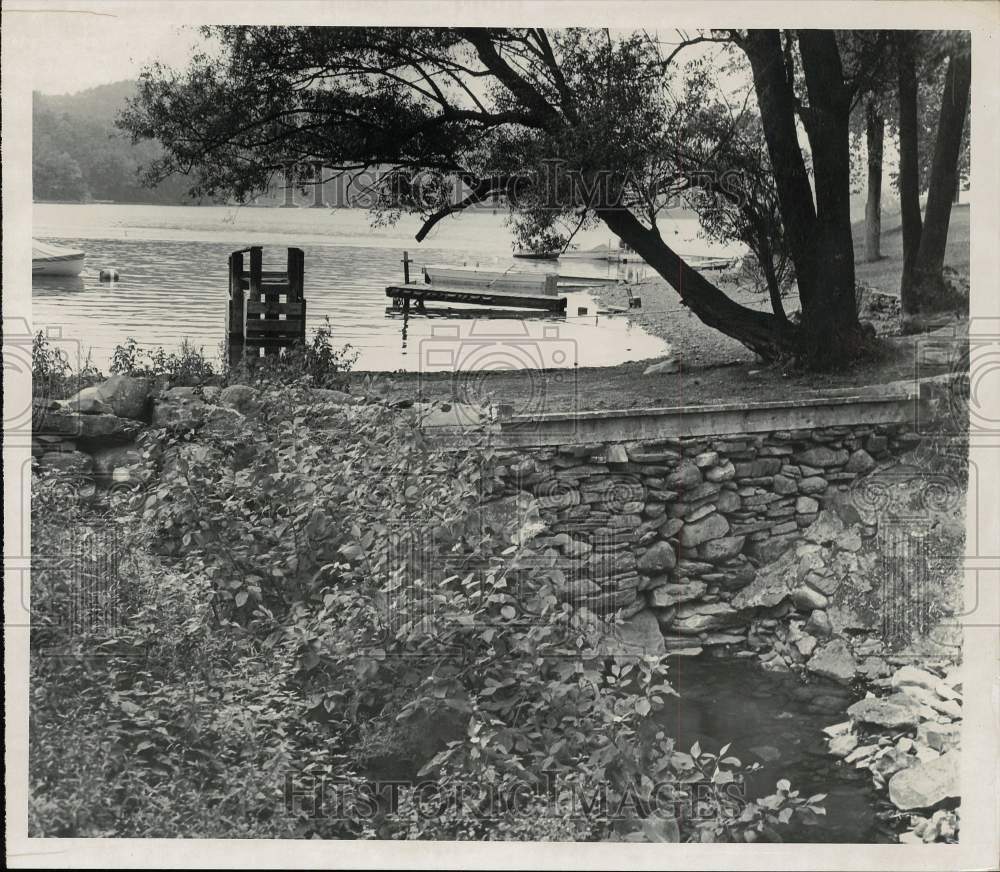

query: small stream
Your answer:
[656,655,896,843]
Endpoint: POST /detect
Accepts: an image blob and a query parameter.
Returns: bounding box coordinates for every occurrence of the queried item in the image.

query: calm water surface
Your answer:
[661,656,892,843]
[32,204,736,372]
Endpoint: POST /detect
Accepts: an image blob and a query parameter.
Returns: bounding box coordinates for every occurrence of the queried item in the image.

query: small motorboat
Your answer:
[32,240,85,276]
[513,249,560,260]
[560,243,644,264]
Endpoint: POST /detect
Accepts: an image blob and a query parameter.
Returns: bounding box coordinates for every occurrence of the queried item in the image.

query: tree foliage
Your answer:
[120,27,907,367]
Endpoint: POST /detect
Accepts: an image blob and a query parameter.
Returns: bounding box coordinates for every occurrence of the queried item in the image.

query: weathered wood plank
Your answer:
[246,300,304,316]
[385,283,566,312]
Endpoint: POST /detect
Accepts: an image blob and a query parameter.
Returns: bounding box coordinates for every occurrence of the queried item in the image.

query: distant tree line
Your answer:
[33,81,197,204]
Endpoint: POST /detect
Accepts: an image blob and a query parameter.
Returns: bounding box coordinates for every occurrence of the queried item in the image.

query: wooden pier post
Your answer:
[402,250,410,284]
[227,249,246,368]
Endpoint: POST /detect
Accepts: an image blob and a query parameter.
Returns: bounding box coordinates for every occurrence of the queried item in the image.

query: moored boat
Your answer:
[32,240,85,276]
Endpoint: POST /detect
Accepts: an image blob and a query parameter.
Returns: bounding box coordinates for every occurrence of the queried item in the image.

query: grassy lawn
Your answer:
[853,203,970,295]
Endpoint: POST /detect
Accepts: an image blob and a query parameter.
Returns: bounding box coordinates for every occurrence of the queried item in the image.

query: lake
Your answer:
[31,203,734,372]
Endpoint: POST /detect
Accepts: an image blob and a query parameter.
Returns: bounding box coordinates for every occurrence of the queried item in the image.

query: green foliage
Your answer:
[30,365,824,840]
[110,337,218,385]
[236,318,359,390]
[31,330,101,400]
[33,84,196,204]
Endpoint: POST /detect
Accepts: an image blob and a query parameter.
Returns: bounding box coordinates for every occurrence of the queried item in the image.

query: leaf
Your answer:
[635,699,651,716]
[500,605,516,620]
[778,807,793,824]
[235,591,249,607]
[690,741,702,758]
[807,793,827,804]
[776,778,791,792]
[641,816,680,843]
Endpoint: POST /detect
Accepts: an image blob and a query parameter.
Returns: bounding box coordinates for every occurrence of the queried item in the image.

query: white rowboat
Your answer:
[32,240,85,276]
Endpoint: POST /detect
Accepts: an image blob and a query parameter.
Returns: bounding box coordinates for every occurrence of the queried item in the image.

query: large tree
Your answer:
[896,30,971,315]
[121,27,893,367]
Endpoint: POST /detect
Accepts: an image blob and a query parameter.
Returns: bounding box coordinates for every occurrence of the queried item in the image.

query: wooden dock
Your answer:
[227,246,306,366]
[386,283,567,313]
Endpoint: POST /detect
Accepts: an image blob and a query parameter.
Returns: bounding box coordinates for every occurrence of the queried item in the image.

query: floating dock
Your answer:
[386,283,567,313]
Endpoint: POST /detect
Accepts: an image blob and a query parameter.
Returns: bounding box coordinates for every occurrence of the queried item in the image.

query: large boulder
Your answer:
[58,388,113,415]
[888,751,960,810]
[34,405,142,445]
[94,375,154,419]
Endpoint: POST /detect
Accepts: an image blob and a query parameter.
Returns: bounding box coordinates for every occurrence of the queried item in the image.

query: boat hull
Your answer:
[32,240,86,276]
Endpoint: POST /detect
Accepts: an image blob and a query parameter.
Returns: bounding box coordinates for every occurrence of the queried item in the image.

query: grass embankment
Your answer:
[372,206,970,414]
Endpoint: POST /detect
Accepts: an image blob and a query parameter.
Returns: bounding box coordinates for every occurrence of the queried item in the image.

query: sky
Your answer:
[12,5,207,95]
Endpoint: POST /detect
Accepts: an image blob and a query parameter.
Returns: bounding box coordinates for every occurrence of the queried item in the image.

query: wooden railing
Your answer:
[227,246,306,367]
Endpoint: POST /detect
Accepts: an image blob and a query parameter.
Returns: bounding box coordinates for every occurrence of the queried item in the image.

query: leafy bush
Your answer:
[32,330,101,400]
[30,374,821,840]
[110,337,218,385]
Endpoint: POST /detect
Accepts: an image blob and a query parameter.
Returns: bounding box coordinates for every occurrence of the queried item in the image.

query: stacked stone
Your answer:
[499,422,920,657]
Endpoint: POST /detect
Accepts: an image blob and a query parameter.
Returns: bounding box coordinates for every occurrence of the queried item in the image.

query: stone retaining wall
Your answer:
[491,419,945,674]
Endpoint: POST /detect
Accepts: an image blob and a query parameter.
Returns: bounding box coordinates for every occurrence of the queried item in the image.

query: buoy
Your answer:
[99,269,119,282]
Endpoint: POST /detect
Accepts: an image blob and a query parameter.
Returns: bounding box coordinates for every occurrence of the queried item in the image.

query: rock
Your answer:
[666,461,702,490]
[891,665,943,694]
[705,461,735,483]
[888,751,960,811]
[795,496,820,515]
[791,585,828,611]
[661,517,684,539]
[694,451,718,468]
[795,634,818,657]
[874,747,918,779]
[829,733,859,758]
[917,721,961,752]
[92,375,154,419]
[637,541,677,574]
[796,447,849,468]
[648,581,707,608]
[686,503,717,523]
[218,384,259,414]
[90,445,145,485]
[807,639,857,683]
[822,720,852,738]
[697,535,745,563]
[34,407,143,445]
[602,608,666,656]
[798,476,828,495]
[37,450,94,475]
[605,444,628,464]
[772,474,798,495]
[715,489,741,513]
[672,602,741,634]
[845,743,879,764]
[643,357,679,376]
[678,512,729,547]
[845,449,876,474]
[847,693,925,728]
[897,685,962,719]
[59,389,114,415]
[806,609,833,638]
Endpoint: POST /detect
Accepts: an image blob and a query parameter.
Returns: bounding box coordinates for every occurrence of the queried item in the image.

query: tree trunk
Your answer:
[741,31,818,310]
[911,46,971,308]
[596,206,800,362]
[793,30,861,366]
[896,31,923,312]
[864,100,884,262]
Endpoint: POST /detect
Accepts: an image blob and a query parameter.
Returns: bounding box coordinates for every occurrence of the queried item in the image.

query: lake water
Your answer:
[660,657,892,843]
[32,204,734,372]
